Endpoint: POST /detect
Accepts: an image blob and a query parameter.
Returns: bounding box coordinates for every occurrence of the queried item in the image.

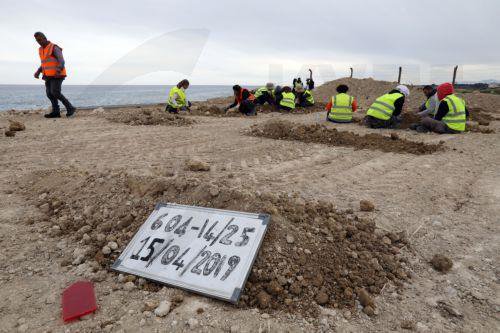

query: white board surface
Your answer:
[112,203,270,303]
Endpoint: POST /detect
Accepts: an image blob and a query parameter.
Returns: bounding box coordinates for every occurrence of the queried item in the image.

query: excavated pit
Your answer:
[250,120,443,155]
[188,103,327,117]
[21,169,410,317]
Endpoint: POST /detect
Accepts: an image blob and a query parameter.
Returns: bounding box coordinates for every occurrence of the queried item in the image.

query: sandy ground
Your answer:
[0,80,499,332]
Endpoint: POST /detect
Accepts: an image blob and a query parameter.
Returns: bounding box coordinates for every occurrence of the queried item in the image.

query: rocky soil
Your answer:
[1,78,499,332]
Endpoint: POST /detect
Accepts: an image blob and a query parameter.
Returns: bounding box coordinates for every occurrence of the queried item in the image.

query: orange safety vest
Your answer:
[236,88,255,103]
[39,42,67,78]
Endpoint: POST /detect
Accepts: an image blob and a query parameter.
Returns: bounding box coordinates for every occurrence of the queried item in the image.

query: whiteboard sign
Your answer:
[112,203,270,303]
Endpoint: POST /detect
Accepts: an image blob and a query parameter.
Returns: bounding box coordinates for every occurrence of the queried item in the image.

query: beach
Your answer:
[1,78,499,332]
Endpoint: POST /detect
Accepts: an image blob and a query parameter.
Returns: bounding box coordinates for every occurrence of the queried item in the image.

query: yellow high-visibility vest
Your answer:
[366,92,403,120]
[280,92,296,109]
[328,93,354,122]
[167,86,187,108]
[442,94,466,132]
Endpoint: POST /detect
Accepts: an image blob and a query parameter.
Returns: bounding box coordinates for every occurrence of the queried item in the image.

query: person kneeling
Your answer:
[364,85,409,129]
[326,84,357,123]
[166,79,191,113]
[225,85,256,116]
[254,83,276,105]
[418,83,468,134]
[295,85,315,107]
[277,86,296,111]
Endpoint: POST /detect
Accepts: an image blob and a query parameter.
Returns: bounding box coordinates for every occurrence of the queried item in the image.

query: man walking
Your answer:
[34,32,75,118]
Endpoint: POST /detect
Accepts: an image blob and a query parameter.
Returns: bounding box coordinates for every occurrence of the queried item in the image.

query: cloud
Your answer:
[1,0,499,85]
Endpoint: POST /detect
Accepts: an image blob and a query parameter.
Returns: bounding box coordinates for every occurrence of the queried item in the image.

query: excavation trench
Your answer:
[250,120,443,155]
[22,169,409,317]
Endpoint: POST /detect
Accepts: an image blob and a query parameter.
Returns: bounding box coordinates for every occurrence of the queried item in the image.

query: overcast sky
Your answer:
[1,0,499,85]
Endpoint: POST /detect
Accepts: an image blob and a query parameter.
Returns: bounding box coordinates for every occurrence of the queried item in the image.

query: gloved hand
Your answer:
[188,101,192,108]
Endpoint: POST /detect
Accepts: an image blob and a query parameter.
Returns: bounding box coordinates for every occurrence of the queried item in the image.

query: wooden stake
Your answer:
[350,67,353,78]
[452,66,458,86]
[398,66,402,84]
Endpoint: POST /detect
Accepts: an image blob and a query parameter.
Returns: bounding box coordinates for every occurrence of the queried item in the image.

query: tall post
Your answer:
[452,65,458,86]
[397,66,402,84]
[350,67,353,78]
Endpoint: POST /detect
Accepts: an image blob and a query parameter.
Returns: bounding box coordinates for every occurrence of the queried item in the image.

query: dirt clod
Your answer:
[315,292,329,305]
[357,288,374,308]
[186,159,211,172]
[363,305,375,316]
[5,130,15,137]
[360,200,375,212]
[430,254,453,273]
[9,120,25,131]
[257,291,272,308]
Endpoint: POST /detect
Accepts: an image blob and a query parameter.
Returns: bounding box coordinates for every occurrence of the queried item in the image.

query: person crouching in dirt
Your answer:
[364,85,410,129]
[295,85,315,107]
[166,79,191,114]
[417,85,439,118]
[254,83,276,106]
[412,82,468,134]
[277,86,296,111]
[326,84,358,123]
[225,85,256,116]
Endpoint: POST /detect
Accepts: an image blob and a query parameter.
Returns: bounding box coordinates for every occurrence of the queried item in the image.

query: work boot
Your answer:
[44,111,61,118]
[66,107,76,117]
[415,125,429,133]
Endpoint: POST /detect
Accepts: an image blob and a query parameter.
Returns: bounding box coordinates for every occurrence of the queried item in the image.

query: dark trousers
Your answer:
[45,78,73,112]
[299,99,314,107]
[364,115,400,129]
[239,100,256,115]
[254,93,274,105]
[421,117,460,134]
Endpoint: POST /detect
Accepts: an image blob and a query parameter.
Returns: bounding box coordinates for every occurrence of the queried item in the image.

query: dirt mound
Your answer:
[21,169,409,318]
[313,78,422,111]
[250,120,443,155]
[469,107,499,125]
[104,107,195,126]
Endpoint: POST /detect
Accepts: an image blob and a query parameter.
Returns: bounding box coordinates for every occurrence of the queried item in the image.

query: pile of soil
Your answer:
[398,112,423,129]
[104,107,195,126]
[250,120,443,155]
[313,78,422,111]
[21,169,410,317]
[469,107,499,126]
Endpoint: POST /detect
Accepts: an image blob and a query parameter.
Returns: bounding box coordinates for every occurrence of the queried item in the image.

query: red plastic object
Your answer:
[62,281,97,322]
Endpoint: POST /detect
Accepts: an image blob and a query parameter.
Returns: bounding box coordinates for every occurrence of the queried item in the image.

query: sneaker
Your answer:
[66,107,76,117]
[44,111,61,118]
